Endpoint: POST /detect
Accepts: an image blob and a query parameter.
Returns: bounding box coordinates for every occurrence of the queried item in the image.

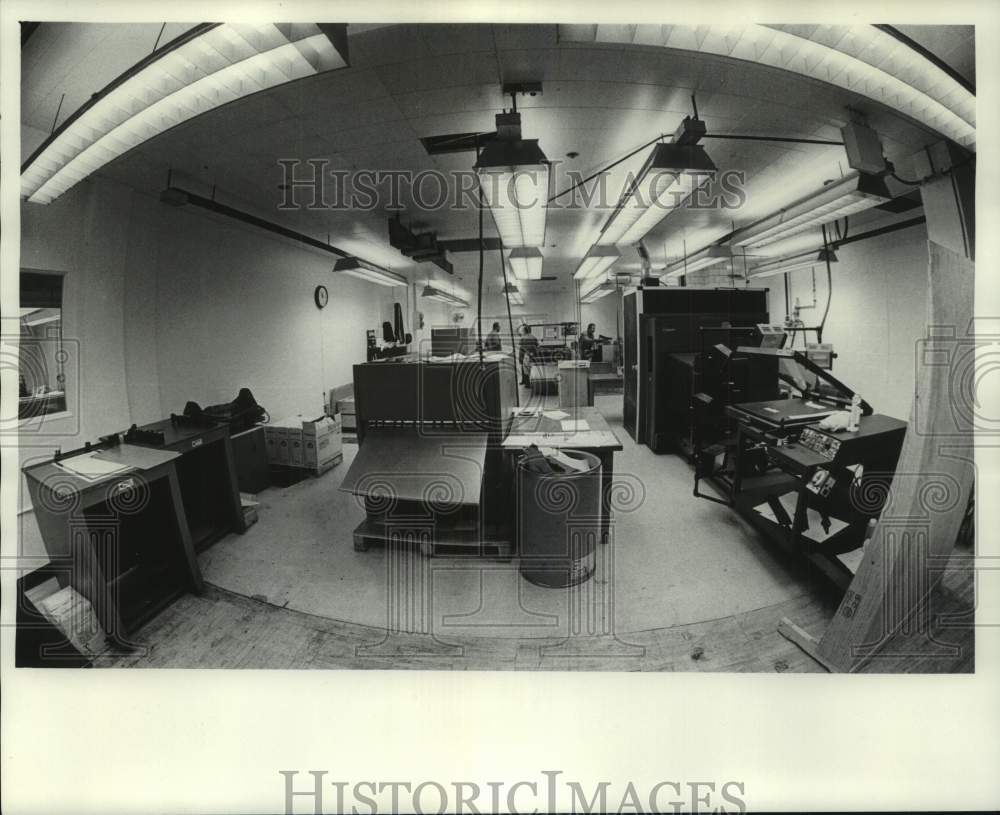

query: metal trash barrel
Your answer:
[517,449,602,588]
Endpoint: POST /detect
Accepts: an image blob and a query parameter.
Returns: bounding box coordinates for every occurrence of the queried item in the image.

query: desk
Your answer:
[502,406,623,544]
[23,444,204,642]
[125,417,246,551]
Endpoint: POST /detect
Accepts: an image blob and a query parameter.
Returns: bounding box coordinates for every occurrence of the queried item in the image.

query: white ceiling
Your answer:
[21,23,972,295]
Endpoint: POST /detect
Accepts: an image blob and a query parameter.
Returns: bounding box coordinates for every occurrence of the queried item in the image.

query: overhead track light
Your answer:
[333,257,407,287]
[507,247,544,281]
[21,23,350,204]
[662,245,733,279]
[747,249,839,279]
[421,284,469,308]
[596,143,716,247]
[727,172,891,250]
[573,246,621,281]
[475,110,550,248]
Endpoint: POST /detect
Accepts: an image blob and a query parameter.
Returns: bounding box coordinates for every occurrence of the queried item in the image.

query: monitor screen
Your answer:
[542,325,559,340]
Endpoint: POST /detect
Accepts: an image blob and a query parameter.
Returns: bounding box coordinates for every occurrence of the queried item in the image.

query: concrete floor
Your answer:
[198,393,809,640]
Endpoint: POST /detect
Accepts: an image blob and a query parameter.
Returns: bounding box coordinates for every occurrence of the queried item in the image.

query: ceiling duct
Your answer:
[387,215,453,275]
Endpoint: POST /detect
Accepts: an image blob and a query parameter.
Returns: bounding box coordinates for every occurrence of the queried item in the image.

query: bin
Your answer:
[517,449,602,588]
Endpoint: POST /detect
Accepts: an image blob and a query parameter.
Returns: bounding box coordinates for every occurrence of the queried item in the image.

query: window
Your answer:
[19,270,67,419]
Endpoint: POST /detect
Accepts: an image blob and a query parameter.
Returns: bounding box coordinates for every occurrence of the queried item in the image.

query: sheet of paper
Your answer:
[561,419,590,432]
[542,410,569,420]
[513,406,542,417]
[55,451,131,481]
[801,510,849,544]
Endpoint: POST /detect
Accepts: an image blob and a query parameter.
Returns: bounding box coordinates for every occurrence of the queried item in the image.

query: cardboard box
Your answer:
[304,428,342,469]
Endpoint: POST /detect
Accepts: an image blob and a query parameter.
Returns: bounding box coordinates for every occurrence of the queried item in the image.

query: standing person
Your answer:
[518,325,539,387]
[485,322,502,352]
[579,323,598,360]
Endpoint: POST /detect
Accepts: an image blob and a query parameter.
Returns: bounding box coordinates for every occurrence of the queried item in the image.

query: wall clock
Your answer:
[314,285,329,309]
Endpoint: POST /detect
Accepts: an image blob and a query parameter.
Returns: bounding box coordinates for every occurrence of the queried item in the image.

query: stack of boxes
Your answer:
[338,397,357,440]
[264,413,343,476]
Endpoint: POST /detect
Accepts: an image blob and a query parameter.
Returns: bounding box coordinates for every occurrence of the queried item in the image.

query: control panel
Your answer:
[798,426,842,461]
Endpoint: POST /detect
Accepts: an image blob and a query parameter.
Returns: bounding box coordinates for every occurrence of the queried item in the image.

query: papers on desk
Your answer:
[542,409,569,421]
[513,406,542,417]
[561,419,591,433]
[55,451,132,481]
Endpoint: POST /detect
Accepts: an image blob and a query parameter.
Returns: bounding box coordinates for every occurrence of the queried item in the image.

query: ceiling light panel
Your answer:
[21,24,349,204]
[558,23,975,149]
[333,257,407,287]
[573,246,621,281]
[662,245,732,279]
[728,172,890,250]
[508,247,544,281]
[596,143,716,247]
[747,249,838,278]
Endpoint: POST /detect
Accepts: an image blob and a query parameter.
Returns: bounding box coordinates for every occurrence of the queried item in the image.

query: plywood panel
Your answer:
[815,240,975,672]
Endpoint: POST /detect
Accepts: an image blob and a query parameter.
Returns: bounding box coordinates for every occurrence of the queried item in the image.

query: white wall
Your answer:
[18,176,401,514]
[766,222,930,422]
[144,202,397,421]
[18,177,135,510]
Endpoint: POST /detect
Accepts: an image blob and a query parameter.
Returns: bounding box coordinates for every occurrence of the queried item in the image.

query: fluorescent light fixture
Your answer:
[579,272,619,304]
[333,257,407,287]
[502,284,524,306]
[475,112,550,247]
[558,24,976,150]
[596,143,716,247]
[747,249,838,279]
[662,245,732,279]
[580,283,616,304]
[21,23,350,204]
[573,245,621,281]
[421,284,469,308]
[508,247,543,281]
[728,172,891,250]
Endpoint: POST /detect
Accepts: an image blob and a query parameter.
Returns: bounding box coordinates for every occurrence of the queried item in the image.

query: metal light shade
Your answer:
[21,24,350,204]
[573,245,621,281]
[728,173,891,250]
[747,249,839,278]
[596,142,717,246]
[475,139,550,248]
[662,245,733,279]
[333,257,407,287]
[507,247,544,281]
[421,284,469,308]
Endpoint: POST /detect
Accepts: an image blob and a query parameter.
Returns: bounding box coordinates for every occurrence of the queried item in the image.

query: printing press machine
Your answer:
[339,356,518,556]
[694,347,908,587]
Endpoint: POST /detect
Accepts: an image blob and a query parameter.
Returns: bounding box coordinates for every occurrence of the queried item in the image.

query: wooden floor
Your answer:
[89,549,972,671]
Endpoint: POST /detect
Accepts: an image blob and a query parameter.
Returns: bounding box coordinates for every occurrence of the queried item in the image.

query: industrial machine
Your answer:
[689,348,907,587]
[622,285,770,447]
[340,357,518,556]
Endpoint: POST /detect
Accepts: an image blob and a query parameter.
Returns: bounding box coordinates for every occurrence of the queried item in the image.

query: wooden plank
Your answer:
[814,240,975,672]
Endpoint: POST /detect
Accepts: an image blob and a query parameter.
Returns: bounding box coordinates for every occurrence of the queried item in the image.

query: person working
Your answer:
[579,323,598,360]
[485,322,502,352]
[518,325,539,387]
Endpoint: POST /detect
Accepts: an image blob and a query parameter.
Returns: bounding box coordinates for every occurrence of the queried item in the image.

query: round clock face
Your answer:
[314,285,329,309]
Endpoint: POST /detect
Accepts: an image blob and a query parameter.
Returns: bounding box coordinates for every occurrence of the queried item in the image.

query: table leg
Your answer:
[599,450,614,545]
